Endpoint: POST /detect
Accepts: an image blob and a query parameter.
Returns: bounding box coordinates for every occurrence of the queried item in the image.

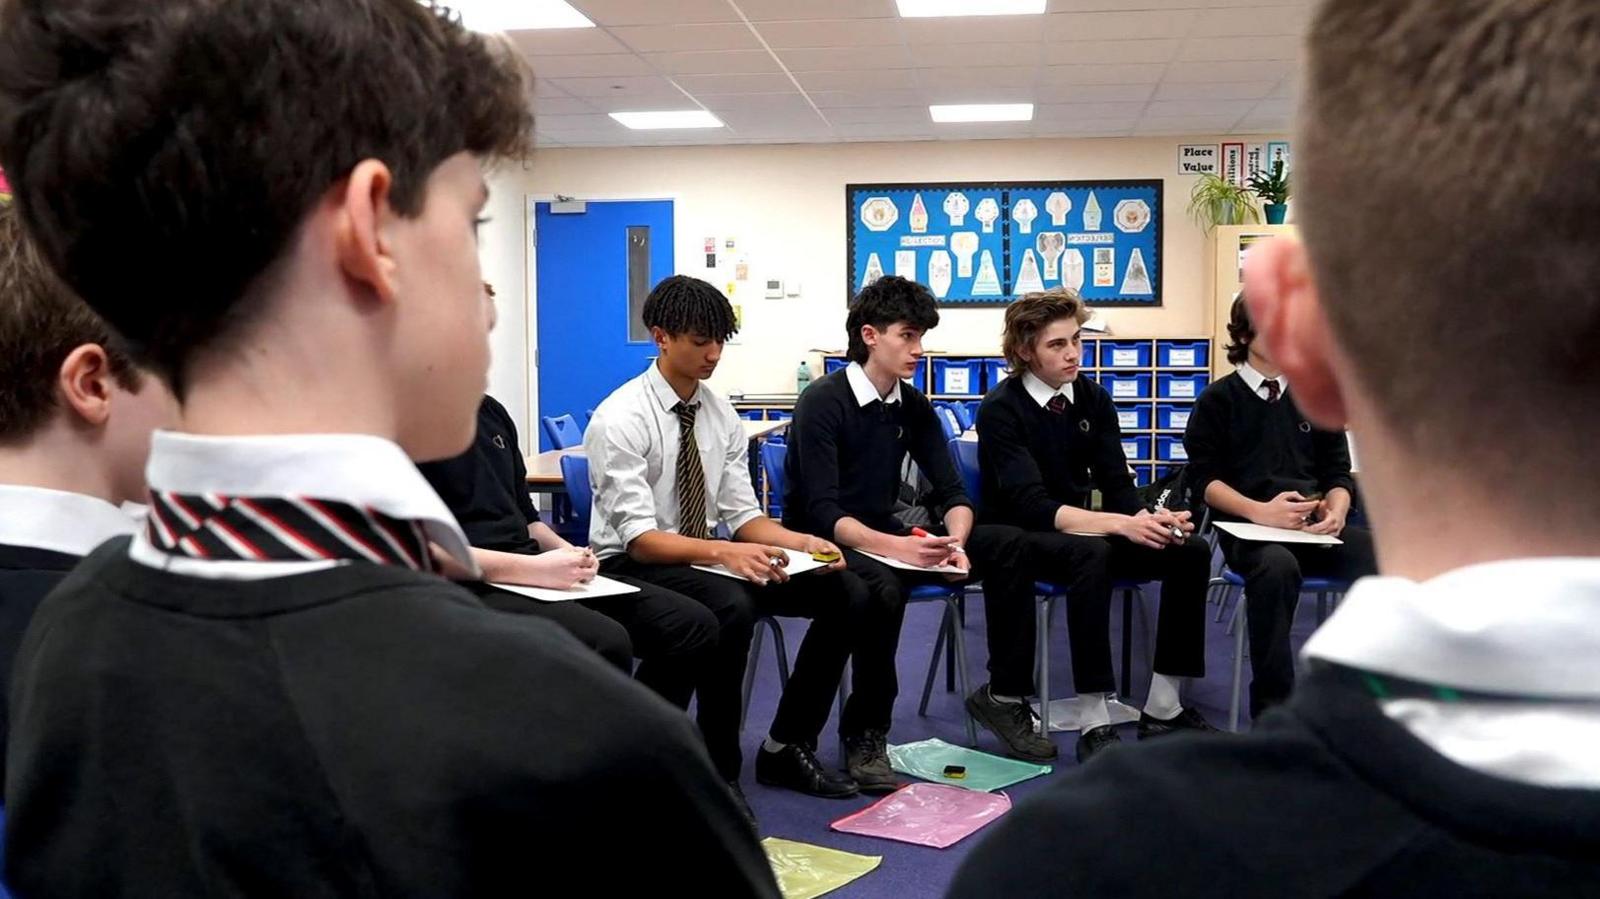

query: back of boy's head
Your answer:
[845,276,939,364]
[1002,287,1089,374]
[1299,1,1600,486]
[641,275,738,341]
[0,201,140,445]
[0,0,532,394]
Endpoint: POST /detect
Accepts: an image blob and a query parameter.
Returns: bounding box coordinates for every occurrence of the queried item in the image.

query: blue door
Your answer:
[534,199,674,450]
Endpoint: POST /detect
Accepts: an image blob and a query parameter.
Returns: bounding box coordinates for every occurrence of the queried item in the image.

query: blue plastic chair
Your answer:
[558,454,593,545]
[542,413,584,450]
[935,405,962,443]
[1218,566,1348,731]
[584,408,596,428]
[951,402,975,431]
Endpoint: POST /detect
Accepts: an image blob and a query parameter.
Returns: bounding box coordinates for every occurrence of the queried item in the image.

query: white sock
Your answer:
[1144,673,1184,720]
[762,737,787,753]
[1078,693,1111,731]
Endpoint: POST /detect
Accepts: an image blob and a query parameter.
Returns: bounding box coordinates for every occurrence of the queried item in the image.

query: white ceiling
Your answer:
[514,0,1309,147]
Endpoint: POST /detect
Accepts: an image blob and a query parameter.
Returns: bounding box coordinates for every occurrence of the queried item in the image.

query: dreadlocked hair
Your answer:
[641,275,739,341]
[845,275,940,363]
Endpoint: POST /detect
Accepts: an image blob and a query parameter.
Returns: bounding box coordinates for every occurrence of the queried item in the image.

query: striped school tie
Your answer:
[1263,379,1281,403]
[1046,394,1069,415]
[673,401,710,540]
[143,491,435,571]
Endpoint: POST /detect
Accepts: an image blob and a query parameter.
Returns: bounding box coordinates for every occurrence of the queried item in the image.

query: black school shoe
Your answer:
[842,729,904,795]
[1075,724,1123,763]
[965,684,1059,762]
[1136,707,1220,740]
[756,743,860,799]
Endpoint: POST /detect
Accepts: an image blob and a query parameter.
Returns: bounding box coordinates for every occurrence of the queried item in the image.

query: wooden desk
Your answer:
[525,419,789,493]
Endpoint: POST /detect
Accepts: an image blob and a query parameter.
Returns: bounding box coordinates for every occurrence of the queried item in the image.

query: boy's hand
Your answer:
[717,543,792,586]
[1252,492,1319,530]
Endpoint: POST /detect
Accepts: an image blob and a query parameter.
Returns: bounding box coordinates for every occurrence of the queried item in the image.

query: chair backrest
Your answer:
[542,413,584,450]
[760,441,788,509]
[948,437,982,508]
[558,454,594,539]
[935,406,962,443]
[951,402,975,431]
[584,408,596,427]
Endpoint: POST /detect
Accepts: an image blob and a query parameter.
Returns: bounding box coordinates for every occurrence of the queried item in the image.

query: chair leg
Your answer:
[1225,593,1244,636]
[771,624,791,687]
[1119,588,1136,699]
[945,609,957,692]
[1036,596,1052,735]
[918,610,951,717]
[741,618,769,731]
[947,598,978,746]
[1315,591,1329,625]
[1228,590,1247,731]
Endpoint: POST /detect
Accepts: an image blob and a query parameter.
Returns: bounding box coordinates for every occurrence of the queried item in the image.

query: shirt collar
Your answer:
[0,485,136,557]
[1021,370,1075,408]
[846,361,902,407]
[140,430,476,574]
[644,361,703,413]
[1304,558,1600,700]
[1238,362,1287,398]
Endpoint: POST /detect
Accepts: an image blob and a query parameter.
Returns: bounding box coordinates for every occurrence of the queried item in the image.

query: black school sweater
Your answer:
[1184,372,1356,521]
[417,395,541,555]
[783,368,971,537]
[947,663,1600,898]
[976,374,1141,530]
[0,543,79,786]
[4,539,779,898]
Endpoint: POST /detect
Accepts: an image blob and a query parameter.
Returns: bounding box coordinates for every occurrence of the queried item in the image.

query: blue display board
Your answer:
[846,180,1162,307]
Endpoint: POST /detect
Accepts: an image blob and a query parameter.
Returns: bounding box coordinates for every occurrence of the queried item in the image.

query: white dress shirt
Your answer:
[128,430,477,580]
[845,361,902,407]
[1238,362,1287,401]
[0,485,136,557]
[586,363,763,560]
[1020,370,1075,407]
[1304,558,1600,788]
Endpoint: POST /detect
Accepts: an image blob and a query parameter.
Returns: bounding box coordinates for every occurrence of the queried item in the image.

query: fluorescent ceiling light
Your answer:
[449,0,594,32]
[930,103,1034,123]
[896,0,1047,17]
[609,110,725,130]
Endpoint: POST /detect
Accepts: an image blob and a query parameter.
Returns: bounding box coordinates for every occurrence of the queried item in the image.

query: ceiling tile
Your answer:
[1144,98,1258,117]
[732,0,900,21]
[1040,63,1167,85]
[918,84,1037,105]
[643,50,784,75]
[1163,59,1294,83]
[1153,80,1275,101]
[534,113,626,135]
[930,122,1038,140]
[1037,118,1139,136]
[702,93,817,113]
[1178,36,1298,62]
[533,96,602,115]
[1045,39,1181,65]
[608,23,763,52]
[673,72,798,95]
[506,28,632,56]
[832,121,936,139]
[906,42,1045,69]
[527,53,656,78]
[753,18,905,48]
[1131,116,1241,135]
[821,105,932,125]
[808,87,929,107]
[777,46,916,71]
[569,0,741,26]
[918,65,1040,90]
[548,74,689,100]
[1035,82,1155,102]
[900,15,1056,44]
[532,78,573,98]
[795,69,921,92]
[1189,5,1312,38]
[1032,101,1149,121]
[1043,10,1198,41]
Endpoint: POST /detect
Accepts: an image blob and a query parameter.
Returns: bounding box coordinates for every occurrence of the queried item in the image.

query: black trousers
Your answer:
[1221,526,1377,717]
[603,557,890,781]
[574,575,718,713]
[981,530,1212,697]
[464,583,634,673]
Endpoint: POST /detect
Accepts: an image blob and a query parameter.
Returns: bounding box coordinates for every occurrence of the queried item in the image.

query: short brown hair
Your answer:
[1224,293,1253,366]
[0,0,533,393]
[1001,288,1091,374]
[1298,1,1600,493]
[0,202,140,444]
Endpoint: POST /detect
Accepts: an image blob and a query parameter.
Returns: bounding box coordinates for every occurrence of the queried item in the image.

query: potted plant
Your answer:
[1187,173,1259,232]
[1248,160,1291,224]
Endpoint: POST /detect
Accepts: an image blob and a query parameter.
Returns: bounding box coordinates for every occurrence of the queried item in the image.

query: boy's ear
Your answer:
[860,324,880,354]
[650,325,670,354]
[1242,236,1348,430]
[333,159,400,303]
[56,344,116,428]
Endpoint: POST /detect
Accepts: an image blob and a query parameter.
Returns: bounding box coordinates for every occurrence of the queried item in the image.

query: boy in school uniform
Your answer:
[0,2,778,895]
[0,202,177,783]
[784,276,1039,755]
[1184,294,1376,719]
[950,2,1600,894]
[973,288,1216,764]
[588,275,898,801]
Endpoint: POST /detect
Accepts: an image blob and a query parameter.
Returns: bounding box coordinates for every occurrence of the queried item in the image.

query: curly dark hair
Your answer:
[845,276,940,363]
[1224,293,1254,366]
[641,275,738,341]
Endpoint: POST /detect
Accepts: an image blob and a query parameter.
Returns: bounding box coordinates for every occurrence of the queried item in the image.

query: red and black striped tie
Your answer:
[143,491,435,571]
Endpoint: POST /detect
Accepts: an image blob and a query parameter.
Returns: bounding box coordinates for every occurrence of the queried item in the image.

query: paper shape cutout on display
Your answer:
[1114,198,1152,234]
[1093,247,1115,287]
[1083,191,1103,231]
[909,193,929,234]
[863,253,885,287]
[1063,249,1086,290]
[1012,198,1038,234]
[974,197,1000,234]
[1015,249,1045,294]
[972,250,1003,296]
[894,250,916,281]
[928,250,953,298]
[950,231,979,278]
[1121,247,1153,294]
[1036,232,1066,281]
[943,191,970,226]
[861,197,898,232]
[1045,191,1072,226]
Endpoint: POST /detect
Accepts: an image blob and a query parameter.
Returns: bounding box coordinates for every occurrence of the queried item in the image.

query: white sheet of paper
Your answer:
[693,547,829,581]
[1213,522,1344,545]
[855,549,967,576]
[489,575,641,603]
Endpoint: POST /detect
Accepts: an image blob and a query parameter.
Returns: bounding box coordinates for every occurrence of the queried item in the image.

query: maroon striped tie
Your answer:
[143,491,434,571]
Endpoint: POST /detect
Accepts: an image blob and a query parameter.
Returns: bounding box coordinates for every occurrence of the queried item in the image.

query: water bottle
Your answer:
[796,360,812,394]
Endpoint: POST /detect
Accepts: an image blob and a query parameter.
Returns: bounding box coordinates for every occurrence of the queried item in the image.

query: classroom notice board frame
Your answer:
[846,180,1163,307]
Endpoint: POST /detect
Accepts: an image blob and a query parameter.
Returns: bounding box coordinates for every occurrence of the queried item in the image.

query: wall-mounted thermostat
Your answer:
[765,279,783,299]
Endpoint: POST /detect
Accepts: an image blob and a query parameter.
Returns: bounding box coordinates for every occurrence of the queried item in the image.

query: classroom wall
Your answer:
[480,133,1286,446]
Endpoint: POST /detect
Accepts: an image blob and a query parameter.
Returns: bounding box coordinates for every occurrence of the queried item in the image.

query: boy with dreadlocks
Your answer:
[588,275,903,810]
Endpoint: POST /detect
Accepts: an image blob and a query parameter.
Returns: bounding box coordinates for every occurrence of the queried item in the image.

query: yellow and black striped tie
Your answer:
[673,401,710,539]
